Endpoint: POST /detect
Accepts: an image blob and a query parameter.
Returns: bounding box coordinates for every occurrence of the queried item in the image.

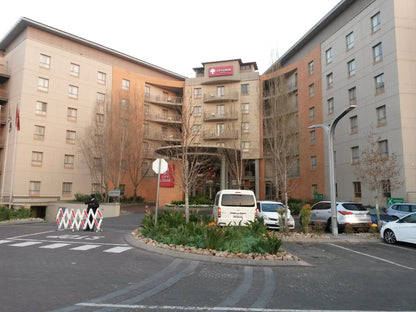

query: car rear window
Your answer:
[261,203,285,212]
[342,203,366,211]
[221,194,255,207]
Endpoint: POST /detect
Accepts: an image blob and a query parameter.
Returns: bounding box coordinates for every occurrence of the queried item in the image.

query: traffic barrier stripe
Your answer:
[56,208,103,231]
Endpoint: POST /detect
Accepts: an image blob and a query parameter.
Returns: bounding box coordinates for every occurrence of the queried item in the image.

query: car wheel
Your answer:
[383,229,397,244]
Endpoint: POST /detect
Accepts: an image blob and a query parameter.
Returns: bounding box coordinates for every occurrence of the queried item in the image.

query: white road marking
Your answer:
[0,240,11,244]
[9,241,43,247]
[7,230,55,239]
[103,246,133,253]
[329,243,415,270]
[39,243,70,249]
[70,244,100,251]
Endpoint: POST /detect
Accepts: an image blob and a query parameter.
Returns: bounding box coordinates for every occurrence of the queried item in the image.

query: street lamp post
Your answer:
[309,105,356,236]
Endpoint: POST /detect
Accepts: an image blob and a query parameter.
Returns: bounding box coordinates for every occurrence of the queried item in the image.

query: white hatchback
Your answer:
[256,201,295,230]
[380,213,416,244]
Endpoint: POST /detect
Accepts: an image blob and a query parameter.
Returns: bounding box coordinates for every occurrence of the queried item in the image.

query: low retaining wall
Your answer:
[45,202,120,222]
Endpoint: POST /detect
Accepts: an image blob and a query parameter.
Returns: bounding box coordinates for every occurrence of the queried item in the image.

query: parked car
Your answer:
[256,201,295,230]
[310,201,371,231]
[365,206,398,227]
[385,203,416,219]
[212,189,257,226]
[380,213,416,244]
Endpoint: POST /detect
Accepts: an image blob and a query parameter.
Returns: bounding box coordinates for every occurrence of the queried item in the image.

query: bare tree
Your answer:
[355,129,402,227]
[164,92,211,222]
[262,64,299,231]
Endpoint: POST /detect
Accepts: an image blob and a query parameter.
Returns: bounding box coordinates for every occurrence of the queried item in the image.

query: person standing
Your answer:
[85,194,99,231]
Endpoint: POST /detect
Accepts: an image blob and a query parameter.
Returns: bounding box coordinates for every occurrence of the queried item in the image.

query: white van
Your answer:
[212,189,257,226]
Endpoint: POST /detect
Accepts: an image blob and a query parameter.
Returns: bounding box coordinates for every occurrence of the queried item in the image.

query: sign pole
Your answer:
[155,159,162,225]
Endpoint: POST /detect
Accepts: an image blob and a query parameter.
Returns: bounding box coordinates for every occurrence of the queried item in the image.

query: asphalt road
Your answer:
[1,208,415,312]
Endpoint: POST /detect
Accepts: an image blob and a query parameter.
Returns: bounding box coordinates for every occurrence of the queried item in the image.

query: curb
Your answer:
[124,232,313,267]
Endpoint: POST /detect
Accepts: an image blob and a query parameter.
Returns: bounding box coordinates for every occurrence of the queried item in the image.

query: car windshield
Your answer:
[342,203,366,211]
[221,194,255,207]
[261,203,285,212]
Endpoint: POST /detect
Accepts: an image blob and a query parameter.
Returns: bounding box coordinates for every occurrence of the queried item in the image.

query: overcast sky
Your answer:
[1,0,339,77]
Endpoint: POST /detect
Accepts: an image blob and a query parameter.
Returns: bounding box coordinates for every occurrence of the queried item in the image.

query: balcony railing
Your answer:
[145,94,182,108]
[203,111,238,121]
[144,112,182,124]
[203,91,238,103]
[202,129,238,140]
[0,89,8,104]
[144,131,181,142]
[0,65,10,83]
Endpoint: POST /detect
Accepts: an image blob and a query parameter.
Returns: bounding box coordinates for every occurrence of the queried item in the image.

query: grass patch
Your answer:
[141,208,283,255]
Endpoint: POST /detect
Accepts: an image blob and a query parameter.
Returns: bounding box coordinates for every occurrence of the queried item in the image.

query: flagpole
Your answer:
[0,107,11,204]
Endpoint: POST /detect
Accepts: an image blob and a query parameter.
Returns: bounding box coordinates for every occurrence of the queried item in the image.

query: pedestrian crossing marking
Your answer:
[39,243,71,249]
[103,246,133,253]
[70,244,100,251]
[0,240,10,244]
[9,241,43,247]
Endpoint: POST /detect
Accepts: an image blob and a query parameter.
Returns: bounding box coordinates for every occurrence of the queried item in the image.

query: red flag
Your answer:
[15,105,20,131]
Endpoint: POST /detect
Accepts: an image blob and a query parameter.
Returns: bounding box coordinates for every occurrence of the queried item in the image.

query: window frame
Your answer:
[97,71,106,84]
[327,97,334,114]
[376,105,386,125]
[37,77,49,92]
[35,101,47,116]
[66,130,76,144]
[62,182,72,196]
[308,61,314,75]
[375,73,385,94]
[348,87,357,105]
[31,151,43,166]
[194,88,202,99]
[347,59,356,77]
[64,154,75,169]
[29,181,41,196]
[346,32,354,50]
[373,42,383,62]
[122,79,130,91]
[67,107,77,121]
[350,115,358,133]
[40,54,51,68]
[241,84,249,95]
[325,48,333,64]
[70,63,80,77]
[371,12,381,33]
[351,146,360,164]
[34,125,45,140]
[353,181,362,198]
[68,85,79,99]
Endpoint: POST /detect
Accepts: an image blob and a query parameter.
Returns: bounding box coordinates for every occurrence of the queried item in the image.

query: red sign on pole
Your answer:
[160,165,175,187]
[208,65,233,77]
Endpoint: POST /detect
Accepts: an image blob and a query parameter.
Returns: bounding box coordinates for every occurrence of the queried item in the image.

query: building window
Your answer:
[217,86,225,97]
[348,87,357,105]
[38,77,49,92]
[326,73,333,88]
[31,151,43,166]
[93,157,102,170]
[62,182,72,196]
[96,92,105,104]
[194,88,202,99]
[66,130,76,144]
[68,85,78,99]
[310,130,316,144]
[312,184,318,196]
[347,59,356,77]
[326,48,333,64]
[145,85,150,96]
[381,180,391,197]
[67,108,77,121]
[308,61,314,75]
[375,73,385,94]
[376,105,386,125]
[34,125,45,140]
[241,84,249,95]
[40,54,51,68]
[379,140,389,159]
[371,12,381,33]
[121,98,129,110]
[242,141,250,152]
[373,43,383,62]
[327,97,334,114]
[64,154,75,168]
[216,123,225,136]
[36,101,47,116]
[242,122,249,133]
[350,115,358,133]
[309,107,315,121]
[216,104,225,116]
[309,84,314,97]
[122,79,130,91]
[143,104,149,116]
[70,63,80,77]
[193,124,201,135]
[351,146,360,164]
[353,181,362,198]
[96,113,104,124]
[97,71,106,84]
[29,181,41,196]
[346,32,354,50]
[311,156,317,169]
[241,103,249,114]
[194,106,201,116]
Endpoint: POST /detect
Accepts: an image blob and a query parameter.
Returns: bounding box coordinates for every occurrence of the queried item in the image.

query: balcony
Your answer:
[202,129,238,140]
[145,94,182,109]
[144,112,182,125]
[0,89,8,105]
[144,131,181,142]
[203,111,238,122]
[0,65,10,84]
[203,92,238,103]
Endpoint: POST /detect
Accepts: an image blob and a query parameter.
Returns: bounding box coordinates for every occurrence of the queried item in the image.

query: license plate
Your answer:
[234,214,243,218]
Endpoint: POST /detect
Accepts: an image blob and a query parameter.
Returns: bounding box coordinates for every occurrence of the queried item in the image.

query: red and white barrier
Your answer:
[56,208,103,231]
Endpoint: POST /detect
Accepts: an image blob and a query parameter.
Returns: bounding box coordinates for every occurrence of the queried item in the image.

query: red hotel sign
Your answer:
[208,65,233,77]
[160,164,175,187]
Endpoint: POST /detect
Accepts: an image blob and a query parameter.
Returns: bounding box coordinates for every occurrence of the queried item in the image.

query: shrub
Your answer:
[0,206,30,221]
[141,209,282,255]
[0,206,10,221]
[300,204,312,233]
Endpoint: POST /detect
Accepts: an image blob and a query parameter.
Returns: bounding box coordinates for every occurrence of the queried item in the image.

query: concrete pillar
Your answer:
[220,156,226,190]
[255,159,260,199]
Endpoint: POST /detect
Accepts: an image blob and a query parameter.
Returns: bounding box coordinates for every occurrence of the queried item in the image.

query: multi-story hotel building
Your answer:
[264,0,416,204]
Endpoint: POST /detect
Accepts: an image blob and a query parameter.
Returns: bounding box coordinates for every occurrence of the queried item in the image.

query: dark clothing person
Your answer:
[85,194,99,231]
